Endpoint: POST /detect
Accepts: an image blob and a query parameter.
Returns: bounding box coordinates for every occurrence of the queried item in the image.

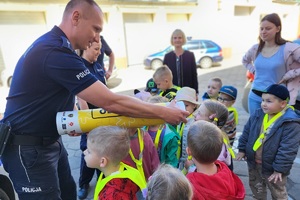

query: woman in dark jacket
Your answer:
[163,29,198,94]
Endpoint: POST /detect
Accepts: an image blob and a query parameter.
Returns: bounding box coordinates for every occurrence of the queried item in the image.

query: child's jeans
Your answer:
[249,164,287,200]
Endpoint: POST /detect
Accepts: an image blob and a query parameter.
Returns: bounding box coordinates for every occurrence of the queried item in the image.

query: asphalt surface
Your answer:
[1,56,299,199]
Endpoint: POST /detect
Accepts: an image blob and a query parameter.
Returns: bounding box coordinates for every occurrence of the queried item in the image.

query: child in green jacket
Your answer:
[145,96,180,167]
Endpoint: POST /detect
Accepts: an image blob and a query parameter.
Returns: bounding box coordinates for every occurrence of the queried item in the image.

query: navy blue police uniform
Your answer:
[0,26,99,199]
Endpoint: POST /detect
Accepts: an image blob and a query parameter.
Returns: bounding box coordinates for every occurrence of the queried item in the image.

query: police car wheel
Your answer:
[199,57,213,69]
[151,59,163,70]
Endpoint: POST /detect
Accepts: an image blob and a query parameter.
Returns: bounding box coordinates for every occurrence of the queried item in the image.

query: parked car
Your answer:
[143,39,223,70]
[0,56,118,88]
[0,160,17,200]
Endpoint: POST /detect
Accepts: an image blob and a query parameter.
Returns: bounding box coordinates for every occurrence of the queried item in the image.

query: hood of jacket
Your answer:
[187,161,245,200]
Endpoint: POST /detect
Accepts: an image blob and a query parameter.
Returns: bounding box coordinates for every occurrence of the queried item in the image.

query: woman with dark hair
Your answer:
[163,29,199,95]
[242,13,300,114]
[77,41,106,199]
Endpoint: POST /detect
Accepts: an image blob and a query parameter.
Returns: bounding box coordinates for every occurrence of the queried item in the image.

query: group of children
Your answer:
[83,64,300,200]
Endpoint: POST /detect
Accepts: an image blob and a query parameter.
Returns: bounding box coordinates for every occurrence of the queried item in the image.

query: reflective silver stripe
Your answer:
[18,145,31,183]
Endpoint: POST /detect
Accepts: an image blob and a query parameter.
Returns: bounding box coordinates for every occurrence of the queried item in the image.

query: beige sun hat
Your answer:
[175,87,200,105]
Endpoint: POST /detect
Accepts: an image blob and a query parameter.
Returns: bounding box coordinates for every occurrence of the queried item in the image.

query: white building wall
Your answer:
[0,0,299,69]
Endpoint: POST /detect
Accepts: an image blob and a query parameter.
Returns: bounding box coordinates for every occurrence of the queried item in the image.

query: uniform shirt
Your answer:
[82,58,106,85]
[82,58,106,110]
[2,26,98,136]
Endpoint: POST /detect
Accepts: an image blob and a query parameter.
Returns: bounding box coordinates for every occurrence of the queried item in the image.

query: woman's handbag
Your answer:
[242,80,252,113]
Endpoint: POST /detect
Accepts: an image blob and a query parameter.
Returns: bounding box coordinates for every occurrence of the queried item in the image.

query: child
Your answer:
[145,96,180,167]
[84,126,146,200]
[145,78,160,96]
[174,87,200,170]
[146,164,193,200]
[123,127,160,182]
[218,85,238,170]
[193,100,235,168]
[218,85,238,146]
[134,78,159,101]
[236,84,300,200]
[153,65,181,101]
[202,77,222,101]
[186,121,245,200]
[134,90,152,102]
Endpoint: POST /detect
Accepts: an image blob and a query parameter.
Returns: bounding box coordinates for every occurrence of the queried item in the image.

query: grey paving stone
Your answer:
[61,64,300,200]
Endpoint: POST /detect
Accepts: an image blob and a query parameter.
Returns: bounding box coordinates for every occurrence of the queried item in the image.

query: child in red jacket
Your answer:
[84,126,146,200]
[186,121,245,200]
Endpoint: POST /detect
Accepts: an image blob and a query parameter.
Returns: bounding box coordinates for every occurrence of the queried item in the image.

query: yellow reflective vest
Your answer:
[94,162,146,200]
[159,85,181,101]
[228,106,238,125]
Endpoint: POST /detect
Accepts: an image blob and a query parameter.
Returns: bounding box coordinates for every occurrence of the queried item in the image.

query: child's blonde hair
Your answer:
[146,164,193,200]
[146,95,169,104]
[153,65,173,81]
[199,100,231,146]
[188,120,223,164]
[209,77,223,88]
[202,100,228,128]
[87,126,130,165]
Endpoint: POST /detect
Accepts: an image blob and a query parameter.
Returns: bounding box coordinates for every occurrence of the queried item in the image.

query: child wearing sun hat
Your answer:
[175,87,200,170]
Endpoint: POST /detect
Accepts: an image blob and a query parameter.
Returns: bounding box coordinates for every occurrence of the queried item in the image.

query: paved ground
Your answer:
[1,55,299,199]
[62,57,300,200]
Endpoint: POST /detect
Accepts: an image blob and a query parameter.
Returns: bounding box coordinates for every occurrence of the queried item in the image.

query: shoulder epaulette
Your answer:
[60,36,74,52]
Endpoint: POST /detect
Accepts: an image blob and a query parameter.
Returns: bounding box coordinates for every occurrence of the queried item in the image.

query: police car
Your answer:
[143,39,223,70]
